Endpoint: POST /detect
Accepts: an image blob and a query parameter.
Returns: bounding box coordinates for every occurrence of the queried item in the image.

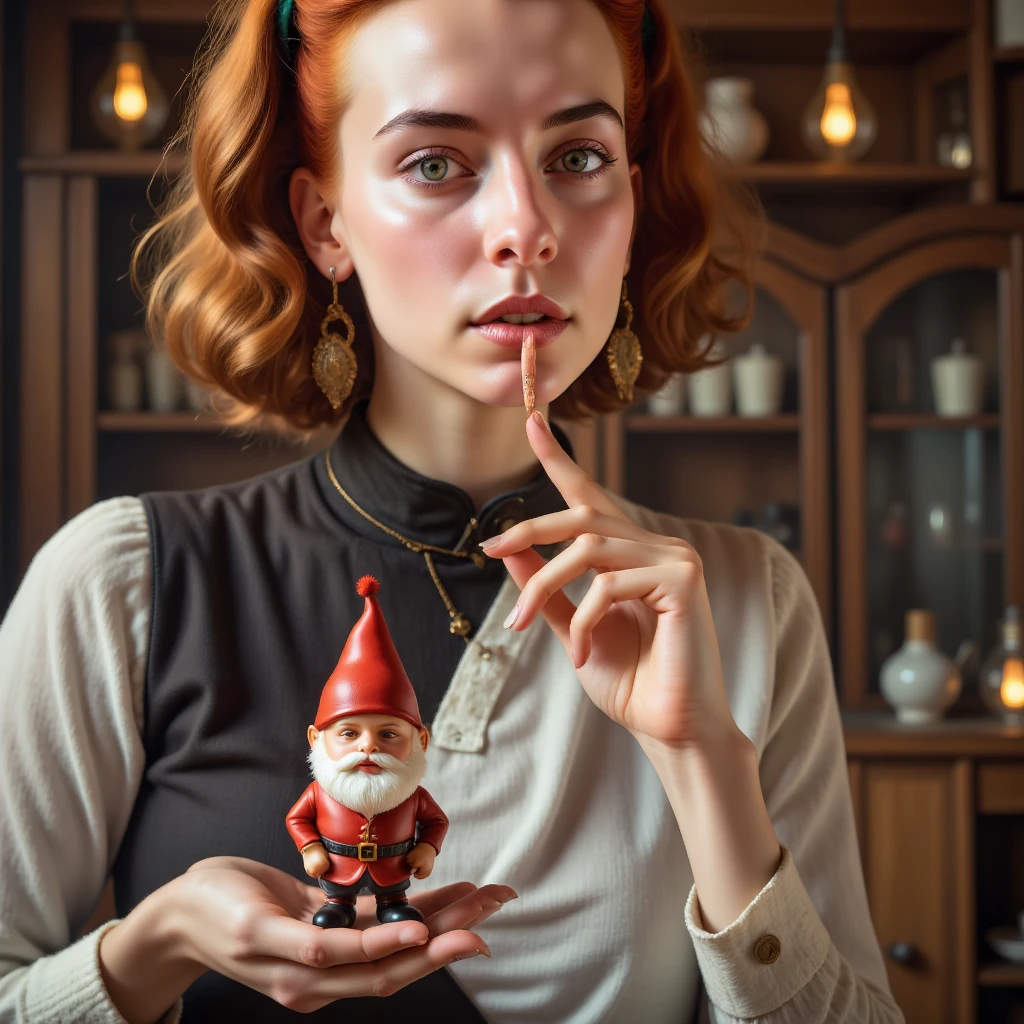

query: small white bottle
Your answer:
[880,609,962,723]
[647,373,686,416]
[107,330,144,412]
[733,343,784,417]
[145,346,184,413]
[931,338,984,417]
[686,339,732,416]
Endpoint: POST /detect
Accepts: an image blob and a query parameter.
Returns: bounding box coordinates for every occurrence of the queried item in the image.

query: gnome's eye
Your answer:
[381,731,397,739]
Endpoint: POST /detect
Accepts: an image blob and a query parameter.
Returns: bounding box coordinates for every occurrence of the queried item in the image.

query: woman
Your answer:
[0,0,904,1021]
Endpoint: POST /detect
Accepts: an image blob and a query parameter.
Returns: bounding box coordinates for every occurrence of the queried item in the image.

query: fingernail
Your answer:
[503,602,521,629]
[479,534,503,551]
[451,949,485,961]
[499,892,518,904]
[399,926,425,944]
[530,411,548,430]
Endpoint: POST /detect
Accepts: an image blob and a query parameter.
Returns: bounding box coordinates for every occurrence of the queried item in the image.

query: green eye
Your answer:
[560,149,593,173]
[420,156,449,181]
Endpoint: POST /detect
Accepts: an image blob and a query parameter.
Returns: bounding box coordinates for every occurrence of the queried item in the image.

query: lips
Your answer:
[471,294,568,326]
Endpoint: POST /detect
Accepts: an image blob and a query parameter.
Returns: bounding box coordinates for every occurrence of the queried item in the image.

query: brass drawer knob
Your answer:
[886,942,918,965]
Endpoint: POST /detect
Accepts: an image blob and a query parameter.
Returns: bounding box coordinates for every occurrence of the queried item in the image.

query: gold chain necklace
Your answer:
[325,450,485,641]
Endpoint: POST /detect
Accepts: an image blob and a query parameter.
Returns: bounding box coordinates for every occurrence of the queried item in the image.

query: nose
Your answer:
[481,153,558,267]
[358,733,378,754]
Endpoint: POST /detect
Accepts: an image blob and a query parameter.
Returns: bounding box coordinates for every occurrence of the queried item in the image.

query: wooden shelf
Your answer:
[98,412,229,432]
[993,45,1024,65]
[842,712,1024,757]
[625,413,800,433]
[977,961,1024,987]
[735,162,974,192]
[867,412,1001,430]
[19,150,187,176]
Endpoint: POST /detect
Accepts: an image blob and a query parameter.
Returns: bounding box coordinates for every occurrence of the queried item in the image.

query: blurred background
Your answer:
[1,0,1024,1020]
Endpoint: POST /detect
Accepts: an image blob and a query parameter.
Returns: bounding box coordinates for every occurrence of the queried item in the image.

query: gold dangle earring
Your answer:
[605,279,643,403]
[312,266,358,410]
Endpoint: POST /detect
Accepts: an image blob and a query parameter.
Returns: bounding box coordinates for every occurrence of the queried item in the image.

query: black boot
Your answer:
[312,900,356,929]
[376,899,424,925]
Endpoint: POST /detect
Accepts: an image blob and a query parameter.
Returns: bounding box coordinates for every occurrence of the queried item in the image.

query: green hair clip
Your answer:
[278,0,297,67]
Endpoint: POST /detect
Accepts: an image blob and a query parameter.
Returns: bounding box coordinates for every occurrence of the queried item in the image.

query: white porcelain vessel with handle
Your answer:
[931,338,984,417]
[732,343,784,417]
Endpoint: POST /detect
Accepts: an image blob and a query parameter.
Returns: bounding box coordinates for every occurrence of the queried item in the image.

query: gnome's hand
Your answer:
[301,842,330,878]
[407,843,436,879]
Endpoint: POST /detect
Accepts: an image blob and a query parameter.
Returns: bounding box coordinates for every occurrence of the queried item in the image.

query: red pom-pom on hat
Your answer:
[314,574,422,731]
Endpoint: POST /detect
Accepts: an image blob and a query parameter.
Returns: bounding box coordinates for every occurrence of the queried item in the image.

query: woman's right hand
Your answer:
[99,856,515,1023]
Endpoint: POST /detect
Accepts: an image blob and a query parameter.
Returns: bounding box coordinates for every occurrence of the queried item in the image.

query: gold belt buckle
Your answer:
[357,842,378,862]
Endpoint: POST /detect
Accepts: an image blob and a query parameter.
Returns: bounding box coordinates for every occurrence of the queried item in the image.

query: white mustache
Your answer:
[332,750,406,773]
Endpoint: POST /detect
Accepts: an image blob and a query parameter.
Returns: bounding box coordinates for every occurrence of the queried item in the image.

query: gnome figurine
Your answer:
[286,575,449,929]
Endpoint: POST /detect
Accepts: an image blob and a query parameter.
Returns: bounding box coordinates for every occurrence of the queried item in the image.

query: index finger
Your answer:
[527,411,625,518]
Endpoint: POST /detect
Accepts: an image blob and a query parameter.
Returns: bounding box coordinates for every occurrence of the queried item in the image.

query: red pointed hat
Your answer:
[314,575,423,731]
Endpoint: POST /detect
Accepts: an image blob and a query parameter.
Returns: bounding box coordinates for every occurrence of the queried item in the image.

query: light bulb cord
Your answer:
[827,0,848,63]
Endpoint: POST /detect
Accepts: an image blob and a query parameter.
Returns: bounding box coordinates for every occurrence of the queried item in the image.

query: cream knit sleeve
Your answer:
[0,496,180,1024]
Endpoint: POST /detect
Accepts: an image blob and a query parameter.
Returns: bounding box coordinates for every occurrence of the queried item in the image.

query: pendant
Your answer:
[450,613,472,637]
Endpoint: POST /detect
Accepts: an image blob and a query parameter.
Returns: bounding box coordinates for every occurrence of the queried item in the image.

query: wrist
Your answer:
[99,878,205,1024]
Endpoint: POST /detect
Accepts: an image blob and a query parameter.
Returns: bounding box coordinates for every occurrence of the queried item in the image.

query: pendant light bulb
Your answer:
[801,0,877,162]
[113,59,148,122]
[90,1,168,151]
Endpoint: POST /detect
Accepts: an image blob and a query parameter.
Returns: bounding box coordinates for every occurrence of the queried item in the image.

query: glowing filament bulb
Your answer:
[1000,658,1024,710]
[113,61,148,123]
[820,82,856,146]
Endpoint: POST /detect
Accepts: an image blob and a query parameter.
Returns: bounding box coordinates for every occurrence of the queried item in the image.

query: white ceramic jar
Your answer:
[647,373,686,416]
[732,343,784,417]
[879,609,962,723]
[687,340,732,416]
[699,77,770,163]
[931,338,984,417]
[995,0,1024,46]
[145,347,184,413]
[106,329,144,413]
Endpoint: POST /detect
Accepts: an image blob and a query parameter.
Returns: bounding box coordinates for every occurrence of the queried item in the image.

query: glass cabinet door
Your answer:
[837,238,1023,709]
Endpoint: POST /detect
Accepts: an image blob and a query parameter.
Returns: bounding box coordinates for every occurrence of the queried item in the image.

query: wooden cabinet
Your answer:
[846,714,1024,1024]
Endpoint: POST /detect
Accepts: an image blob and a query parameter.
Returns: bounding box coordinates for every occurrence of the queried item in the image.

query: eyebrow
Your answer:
[372,100,623,139]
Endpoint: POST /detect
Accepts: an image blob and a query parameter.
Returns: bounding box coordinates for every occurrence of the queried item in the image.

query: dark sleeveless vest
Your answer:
[111,401,572,1021]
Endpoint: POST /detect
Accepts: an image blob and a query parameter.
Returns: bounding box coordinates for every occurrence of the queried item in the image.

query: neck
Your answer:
[365,344,548,511]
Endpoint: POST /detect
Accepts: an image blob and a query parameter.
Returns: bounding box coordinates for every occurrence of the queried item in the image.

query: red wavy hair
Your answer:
[132,0,756,432]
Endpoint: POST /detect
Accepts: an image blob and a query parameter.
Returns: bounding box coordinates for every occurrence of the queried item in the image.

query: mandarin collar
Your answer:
[313,398,574,552]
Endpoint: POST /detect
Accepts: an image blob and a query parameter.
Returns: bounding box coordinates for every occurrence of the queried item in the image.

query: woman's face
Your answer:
[293,0,640,410]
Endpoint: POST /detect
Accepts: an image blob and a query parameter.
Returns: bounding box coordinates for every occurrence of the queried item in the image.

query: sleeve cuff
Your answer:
[684,844,832,1018]
[22,920,183,1024]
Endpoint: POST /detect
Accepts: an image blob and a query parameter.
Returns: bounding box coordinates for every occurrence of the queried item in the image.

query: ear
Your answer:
[624,161,643,276]
[418,726,430,754]
[307,724,319,749]
[289,167,355,281]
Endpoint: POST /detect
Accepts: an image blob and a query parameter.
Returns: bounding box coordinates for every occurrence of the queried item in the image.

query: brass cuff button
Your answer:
[754,934,781,964]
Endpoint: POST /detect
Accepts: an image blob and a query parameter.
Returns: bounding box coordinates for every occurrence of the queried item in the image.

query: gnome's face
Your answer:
[307,714,429,819]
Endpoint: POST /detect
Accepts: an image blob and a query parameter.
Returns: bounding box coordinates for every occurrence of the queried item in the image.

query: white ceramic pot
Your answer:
[647,374,686,416]
[732,343,784,417]
[699,77,770,163]
[687,341,732,416]
[106,329,144,413]
[995,0,1024,46]
[145,348,184,413]
[879,609,962,723]
[931,338,984,417]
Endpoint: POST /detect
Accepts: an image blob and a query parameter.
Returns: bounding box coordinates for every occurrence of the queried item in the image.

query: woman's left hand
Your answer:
[480,411,740,754]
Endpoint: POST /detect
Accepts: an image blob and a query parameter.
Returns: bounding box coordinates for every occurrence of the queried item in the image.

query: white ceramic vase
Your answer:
[732,343,784,417]
[687,340,732,416]
[145,348,184,413]
[879,609,962,723]
[106,329,145,413]
[699,77,769,163]
[995,0,1024,46]
[647,373,686,416]
[931,338,984,417]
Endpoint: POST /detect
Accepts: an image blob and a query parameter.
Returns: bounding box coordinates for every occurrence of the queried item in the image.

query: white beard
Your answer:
[308,732,427,820]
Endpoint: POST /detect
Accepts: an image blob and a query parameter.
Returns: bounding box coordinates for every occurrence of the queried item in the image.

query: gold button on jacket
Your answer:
[754,934,781,964]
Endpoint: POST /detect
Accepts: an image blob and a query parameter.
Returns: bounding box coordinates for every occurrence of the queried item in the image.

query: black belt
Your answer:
[320,836,416,863]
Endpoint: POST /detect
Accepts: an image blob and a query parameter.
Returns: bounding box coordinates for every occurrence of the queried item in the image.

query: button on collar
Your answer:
[754,934,781,964]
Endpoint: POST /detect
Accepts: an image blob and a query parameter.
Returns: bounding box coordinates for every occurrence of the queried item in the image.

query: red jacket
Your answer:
[286,781,449,886]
